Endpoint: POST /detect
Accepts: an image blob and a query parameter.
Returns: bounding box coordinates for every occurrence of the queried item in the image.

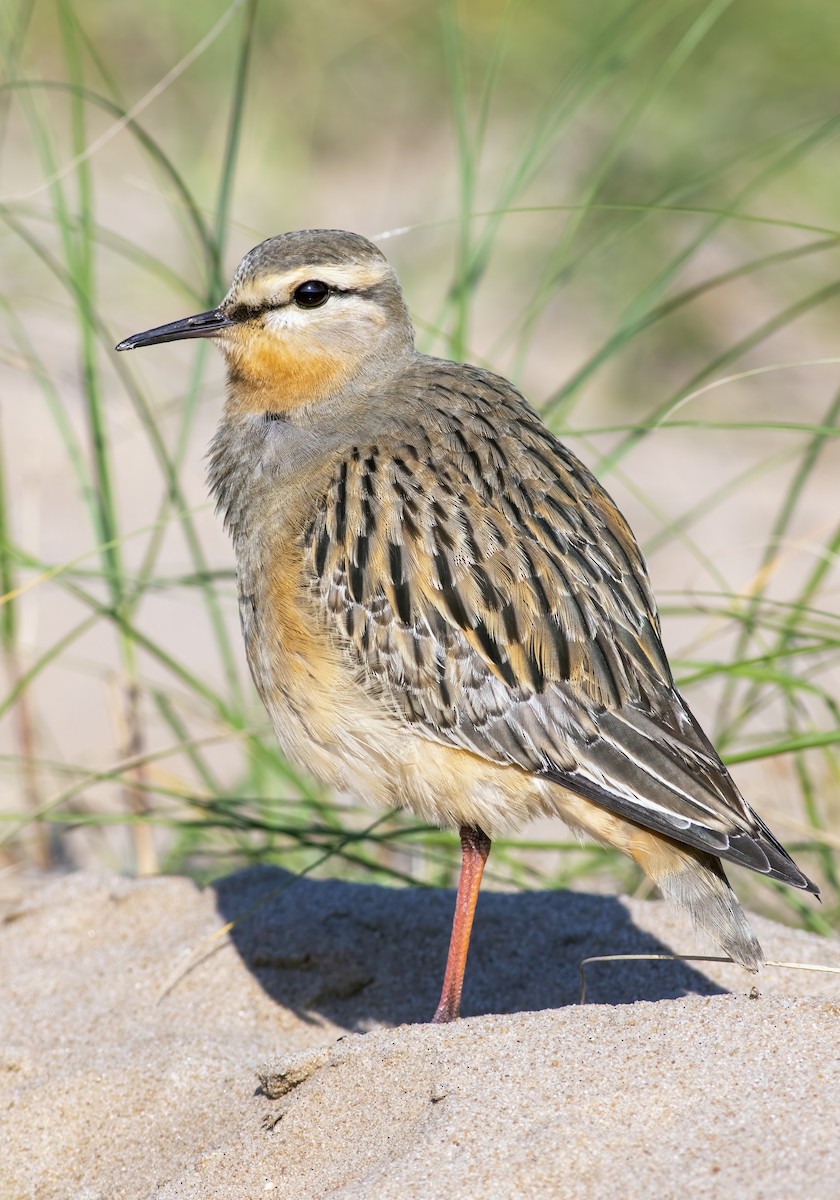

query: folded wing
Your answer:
[305,363,816,893]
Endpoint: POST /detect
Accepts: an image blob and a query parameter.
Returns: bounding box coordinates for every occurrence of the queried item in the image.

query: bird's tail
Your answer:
[550,789,765,969]
[631,833,764,971]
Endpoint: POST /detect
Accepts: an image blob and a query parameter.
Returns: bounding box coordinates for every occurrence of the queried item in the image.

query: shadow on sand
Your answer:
[212,866,726,1029]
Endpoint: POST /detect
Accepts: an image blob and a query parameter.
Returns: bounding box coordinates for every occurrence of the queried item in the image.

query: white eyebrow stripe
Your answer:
[232,263,391,309]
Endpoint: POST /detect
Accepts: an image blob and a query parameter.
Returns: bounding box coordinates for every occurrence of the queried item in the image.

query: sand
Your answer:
[1,867,838,1199]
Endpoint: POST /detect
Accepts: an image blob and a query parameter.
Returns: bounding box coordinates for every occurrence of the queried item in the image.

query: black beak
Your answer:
[115,308,235,351]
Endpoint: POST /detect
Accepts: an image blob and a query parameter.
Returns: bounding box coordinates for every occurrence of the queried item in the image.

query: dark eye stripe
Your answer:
[226,301,266,322]
[226,282,371,323]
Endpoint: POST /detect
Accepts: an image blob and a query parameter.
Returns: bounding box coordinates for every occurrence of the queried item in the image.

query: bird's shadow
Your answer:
[211,866,728,1029]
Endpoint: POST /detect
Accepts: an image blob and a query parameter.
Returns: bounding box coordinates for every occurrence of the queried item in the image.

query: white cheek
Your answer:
[262,296,382,340]
[264,307,310,333]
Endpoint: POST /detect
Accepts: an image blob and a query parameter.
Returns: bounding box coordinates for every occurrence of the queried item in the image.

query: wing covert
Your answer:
[305,372,674,762]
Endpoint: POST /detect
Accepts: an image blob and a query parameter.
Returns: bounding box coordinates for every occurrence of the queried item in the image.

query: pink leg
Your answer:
[432,825,491,1024]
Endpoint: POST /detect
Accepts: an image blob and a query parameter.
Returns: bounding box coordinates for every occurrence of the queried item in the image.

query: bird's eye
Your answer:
[293,280,330,309]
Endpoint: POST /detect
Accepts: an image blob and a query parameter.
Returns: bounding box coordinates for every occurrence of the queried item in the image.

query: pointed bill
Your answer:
[115,308,234,351]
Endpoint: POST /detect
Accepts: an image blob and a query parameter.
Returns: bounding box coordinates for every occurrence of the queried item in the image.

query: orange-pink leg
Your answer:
[432,825,491,1024]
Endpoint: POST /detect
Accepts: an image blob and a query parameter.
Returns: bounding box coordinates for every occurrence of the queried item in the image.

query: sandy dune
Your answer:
[1,868,838,1199]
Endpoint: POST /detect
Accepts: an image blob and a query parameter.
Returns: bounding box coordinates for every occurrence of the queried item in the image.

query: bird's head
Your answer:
[117,229,415,413]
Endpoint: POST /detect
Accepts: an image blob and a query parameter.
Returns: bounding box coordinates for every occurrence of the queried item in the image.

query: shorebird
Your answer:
[117,229,818,1022]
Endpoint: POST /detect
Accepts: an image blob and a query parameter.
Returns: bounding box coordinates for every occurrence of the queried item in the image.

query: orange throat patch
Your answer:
[222,329,355,415]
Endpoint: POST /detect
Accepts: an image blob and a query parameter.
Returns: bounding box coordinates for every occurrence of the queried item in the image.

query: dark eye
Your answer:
[293,280,330,309]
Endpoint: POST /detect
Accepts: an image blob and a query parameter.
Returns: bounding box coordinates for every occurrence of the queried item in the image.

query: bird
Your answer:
[117,228,818,1023]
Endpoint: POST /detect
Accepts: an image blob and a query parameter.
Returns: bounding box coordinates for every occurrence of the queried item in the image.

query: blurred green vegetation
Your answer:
[0,0,838,944]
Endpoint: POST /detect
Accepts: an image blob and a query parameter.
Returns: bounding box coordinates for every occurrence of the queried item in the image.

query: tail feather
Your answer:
[551,787,765,970]
[651,848,764,971]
